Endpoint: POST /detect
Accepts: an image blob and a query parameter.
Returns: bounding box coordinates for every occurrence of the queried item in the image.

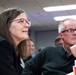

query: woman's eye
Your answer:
[19,20,24,23]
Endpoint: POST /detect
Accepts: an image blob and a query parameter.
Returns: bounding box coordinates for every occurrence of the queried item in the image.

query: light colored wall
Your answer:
[30,30,58,52]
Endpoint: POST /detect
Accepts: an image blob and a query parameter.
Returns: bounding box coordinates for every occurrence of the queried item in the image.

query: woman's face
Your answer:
[9,13,30,45]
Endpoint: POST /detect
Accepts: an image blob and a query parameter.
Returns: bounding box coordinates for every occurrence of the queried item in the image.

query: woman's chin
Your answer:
[23,35,29,40]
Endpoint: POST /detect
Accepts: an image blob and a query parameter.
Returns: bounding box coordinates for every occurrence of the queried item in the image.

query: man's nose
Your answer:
[74,30,76,33]
[73,30,76,35]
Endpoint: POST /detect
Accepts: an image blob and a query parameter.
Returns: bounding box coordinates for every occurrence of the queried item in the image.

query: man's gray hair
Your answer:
[58,18,76,33]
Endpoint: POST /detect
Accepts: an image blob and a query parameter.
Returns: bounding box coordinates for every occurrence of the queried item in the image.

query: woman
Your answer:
[19,38,35,63]
[0,7,31,75]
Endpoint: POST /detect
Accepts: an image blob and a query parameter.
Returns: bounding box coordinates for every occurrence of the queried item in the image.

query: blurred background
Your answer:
[0,0,76,52]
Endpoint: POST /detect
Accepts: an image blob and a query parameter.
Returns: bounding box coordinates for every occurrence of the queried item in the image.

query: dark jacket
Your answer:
[0,36,20,75]
[23,55,32,63]
[22,45,76,75]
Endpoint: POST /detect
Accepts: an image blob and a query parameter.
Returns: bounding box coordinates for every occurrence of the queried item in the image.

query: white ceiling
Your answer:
[0,0,76,31]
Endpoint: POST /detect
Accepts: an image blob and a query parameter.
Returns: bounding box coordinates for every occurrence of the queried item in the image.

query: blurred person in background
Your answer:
[37,47,44,52]
[21,38,35,63]
[55,36,64,46]
[28,39,35,57]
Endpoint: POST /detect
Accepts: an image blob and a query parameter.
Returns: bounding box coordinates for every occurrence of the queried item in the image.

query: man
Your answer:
[22,18,76,75]
[55,36,64,46]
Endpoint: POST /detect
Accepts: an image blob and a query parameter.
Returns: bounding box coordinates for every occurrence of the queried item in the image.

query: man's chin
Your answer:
[70,42,76,46]
[71,44,75,46]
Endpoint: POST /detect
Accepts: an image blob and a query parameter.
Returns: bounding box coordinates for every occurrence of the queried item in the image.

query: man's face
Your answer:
[59,20,76,46]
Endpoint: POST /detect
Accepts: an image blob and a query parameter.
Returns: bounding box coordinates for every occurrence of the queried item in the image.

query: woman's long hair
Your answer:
[0,7,28,56]
[17,38,31,59]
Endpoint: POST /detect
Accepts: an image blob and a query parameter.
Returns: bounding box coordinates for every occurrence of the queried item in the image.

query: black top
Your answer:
[22,45,76,75]
[0,36,21,75]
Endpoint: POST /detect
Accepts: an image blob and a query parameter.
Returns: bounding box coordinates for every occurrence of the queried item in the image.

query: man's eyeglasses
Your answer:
[61,29,76,33]
[10,18,31,27]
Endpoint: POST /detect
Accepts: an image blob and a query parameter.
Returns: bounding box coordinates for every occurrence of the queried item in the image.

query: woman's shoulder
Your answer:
[0,36,8,41]
[0,36,13,48]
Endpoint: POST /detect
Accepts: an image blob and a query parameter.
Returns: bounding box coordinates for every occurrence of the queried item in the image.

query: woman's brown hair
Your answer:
[0,7,28,56]
[17,38,31,59]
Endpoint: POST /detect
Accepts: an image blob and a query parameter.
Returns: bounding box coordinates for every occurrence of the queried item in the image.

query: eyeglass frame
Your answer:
[61,28,76,33]
[9,18,31,27]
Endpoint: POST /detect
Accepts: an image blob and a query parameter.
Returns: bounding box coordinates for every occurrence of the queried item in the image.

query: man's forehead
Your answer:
[64,20,76,25]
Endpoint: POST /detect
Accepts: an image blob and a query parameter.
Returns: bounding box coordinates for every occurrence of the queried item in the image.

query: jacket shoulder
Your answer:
[0,36,8,41]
